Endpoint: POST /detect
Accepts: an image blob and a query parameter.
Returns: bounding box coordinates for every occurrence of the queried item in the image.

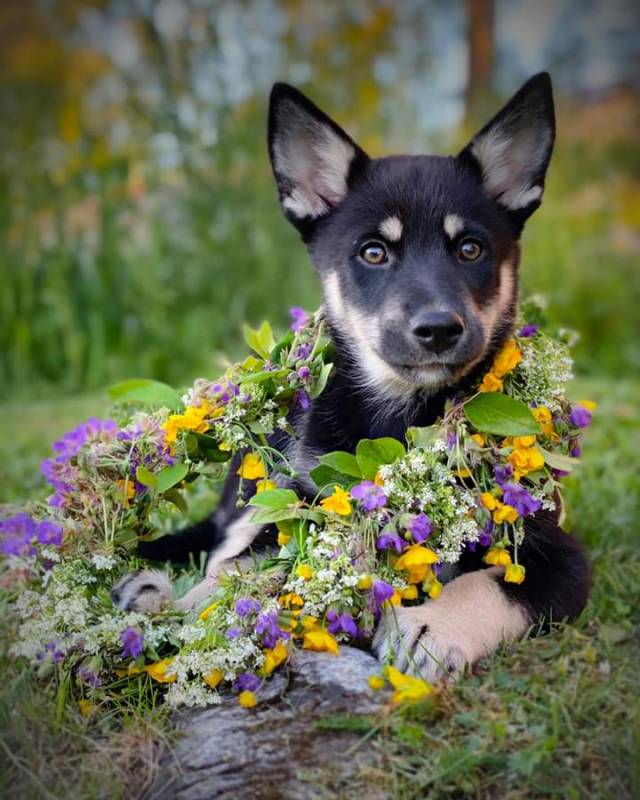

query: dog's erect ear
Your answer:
[459,73,555,231]
[268,83,369,235]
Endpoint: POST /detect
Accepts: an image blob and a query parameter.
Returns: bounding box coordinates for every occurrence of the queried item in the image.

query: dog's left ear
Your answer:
[268,83,369,237]
[458,73,555,232]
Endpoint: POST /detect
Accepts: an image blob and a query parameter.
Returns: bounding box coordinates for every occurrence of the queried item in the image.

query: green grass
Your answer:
[0,376,638,798]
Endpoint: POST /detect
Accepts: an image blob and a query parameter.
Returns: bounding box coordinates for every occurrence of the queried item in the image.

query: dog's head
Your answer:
[268,74,555,399]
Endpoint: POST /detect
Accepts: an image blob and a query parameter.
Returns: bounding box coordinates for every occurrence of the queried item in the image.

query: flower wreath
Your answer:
[0,298,595,711]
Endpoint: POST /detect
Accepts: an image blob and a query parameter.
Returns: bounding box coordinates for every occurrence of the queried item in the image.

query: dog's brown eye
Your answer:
[457,238,483,262]
[359,241,388,266]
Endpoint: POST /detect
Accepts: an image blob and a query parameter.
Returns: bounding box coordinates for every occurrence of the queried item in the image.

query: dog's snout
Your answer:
[411,310,464,354]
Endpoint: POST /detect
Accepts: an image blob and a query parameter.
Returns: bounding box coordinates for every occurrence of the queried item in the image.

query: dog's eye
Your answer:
[457,238,483,262]
[359,241,388,266]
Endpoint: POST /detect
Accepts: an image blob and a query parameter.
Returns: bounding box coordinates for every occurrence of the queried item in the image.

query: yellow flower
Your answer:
[300,615,320,631]
[504,434,537,448]
[374,471,385,487]
[578,399,598,412]
[296,564,313,581]
[504,563,526,584]
[116,479,135,508]
[455,468,472,479]
[481,492,498,510]
[163,404,213,444]
[427,578,443,599]
[508,445,545,477]
[277,530,291,546]
[237,453,266,480]
[238,690,257,708]
[78,699,98,718]
[278,592,304,609]
[532,406,555,436]
[394,545,439,584]
[144,658,177,683]
[357,575,373,590]
[368,675,385,691]
[386,666,433,704]
[492,501,519,524]
[319,486,352,516]
[400,585,418,600]
[199,600,221,621]
[203,669,223,689]
[484,548,512,567]
[384,590,403,608]
[492,339,522,377]
[471,434,486,447]
[479,371,504,393]
[302,628,340,655]
[262,640,288,675]
[256,478,277,493]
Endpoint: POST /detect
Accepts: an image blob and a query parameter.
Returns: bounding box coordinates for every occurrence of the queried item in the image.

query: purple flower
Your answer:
[326,610,358,638]
[479,525,493,548]
[501,483,542,517]
[227,626,241,639]
[570,445,581,458]
[570,405,592,429]
[351,481,387,512]
[518,324,539,338]
[447,431,458,451]
[255,611,288,648]
[36,521,63,547]
[294,389,311,411]
[494,464,514,487]
[370,579,395,614]
[79,667,101,688]
[376,530,405,553]
[36,641,64,664]
[409,513,433,542]
[289,307,309,333]
[297,366,311,381]
[235,672,261,692]
[235,598,261,618]
[295,343,312,360]
[121,627,144,660]
[0,513,37,556]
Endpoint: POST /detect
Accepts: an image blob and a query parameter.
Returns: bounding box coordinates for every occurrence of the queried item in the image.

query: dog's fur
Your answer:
[112,74,591,681]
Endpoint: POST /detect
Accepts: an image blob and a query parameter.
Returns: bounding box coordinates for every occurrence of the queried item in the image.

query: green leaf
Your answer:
[188,433,232,461]
[249,507,301,525]
[310,464,354,491]
[243,320,276,358]
[239,368,289,384]
[163,489,188,514]
[406,425,440,449]
[463,393,541,437]
[356,437,406,480]
[156,463,189,494]
[135,466,157,489]
[539,449,578,473]
[108,379,183,410]
[318,451,362,477]
[248,488,299,510]
[309,362,334,399]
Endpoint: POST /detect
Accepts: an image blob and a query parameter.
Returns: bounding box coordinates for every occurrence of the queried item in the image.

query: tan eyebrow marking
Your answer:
[379,215,403,242]
[444,213,464,239]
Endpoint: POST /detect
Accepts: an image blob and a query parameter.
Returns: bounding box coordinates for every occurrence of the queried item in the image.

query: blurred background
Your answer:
[0,0,638,445]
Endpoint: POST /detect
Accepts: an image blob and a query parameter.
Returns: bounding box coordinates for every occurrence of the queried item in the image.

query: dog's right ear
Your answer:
[268,84,369,236]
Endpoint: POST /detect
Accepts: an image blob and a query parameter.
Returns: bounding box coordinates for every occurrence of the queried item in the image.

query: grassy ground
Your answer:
[0,376,638,798]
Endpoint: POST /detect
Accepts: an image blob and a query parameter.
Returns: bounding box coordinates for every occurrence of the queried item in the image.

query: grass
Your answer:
[0,376,638,798]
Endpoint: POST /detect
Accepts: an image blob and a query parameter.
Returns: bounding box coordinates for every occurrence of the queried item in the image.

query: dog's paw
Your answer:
[110,570,174,613]
[372,604,469,682]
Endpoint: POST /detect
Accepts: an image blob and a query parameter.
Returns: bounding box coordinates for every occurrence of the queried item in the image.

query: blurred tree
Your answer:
[465,0,496,128]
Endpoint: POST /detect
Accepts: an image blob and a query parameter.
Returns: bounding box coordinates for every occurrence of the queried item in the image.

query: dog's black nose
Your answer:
[411,311,464,354]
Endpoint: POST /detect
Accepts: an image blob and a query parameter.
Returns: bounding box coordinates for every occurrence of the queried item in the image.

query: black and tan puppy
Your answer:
[113,74,590,681]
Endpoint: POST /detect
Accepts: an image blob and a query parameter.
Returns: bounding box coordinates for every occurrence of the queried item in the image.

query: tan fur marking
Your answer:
[379,215,403,242]
[443,213,464,239]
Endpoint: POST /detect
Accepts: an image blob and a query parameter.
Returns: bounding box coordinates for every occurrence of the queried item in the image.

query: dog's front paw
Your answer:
[372,604,468,683]
[110,570,174,613]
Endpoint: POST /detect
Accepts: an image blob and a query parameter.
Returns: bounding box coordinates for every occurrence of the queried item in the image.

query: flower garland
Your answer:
[0,300,595,712]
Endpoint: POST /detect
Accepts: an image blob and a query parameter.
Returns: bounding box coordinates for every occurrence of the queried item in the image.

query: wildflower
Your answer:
[121,627,144,660]
[289,306,309,333]
[256,479,277,494]
[255,611,288,648]
[236,597,261,617]
[357,575,373,590]
[426,578,443,599]
[492,502,519,524]
[78,699,98,718]
[532,406,555,436]
[302,627,340,655]
[471,434,486,447]
[319,486,352,516]
[326,610,358,637]
[199,600,221,621]
[386,666,433,704]
[368,675,385,691]
[117,479,135,507]
[481,492,497,511]
[203,669,223,688]
[376,530,405,553]
[163,404,212,444]
[492,339,522,377]
[501,483,541,517]
[504,563,526,584]
[277,529,292,546]
[296,564,313,581]
[235,673,261,692]
[484,548,512,567]
[78,667,101,689]
[36,641,64,664]
[237,453,266,480]
[294,389,311,411]
[508,445,545,477]
[370,579,395,614]
[570,404,593,429]
[399,585,418,600]
[494,464,514,486]
[394,545,439,584]
[145,659,177,683]
[479,371,503,393]
[227,626,241,639]
[278,593,304,609]
[238,690,258,708]
[262,640,289,675]
[409,513,433,543]
[518,323,539,337]
[350,480,387,512]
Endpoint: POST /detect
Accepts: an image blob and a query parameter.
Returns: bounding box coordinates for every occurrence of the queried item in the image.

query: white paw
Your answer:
[110,569,175,613]
[372,604,469,682]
